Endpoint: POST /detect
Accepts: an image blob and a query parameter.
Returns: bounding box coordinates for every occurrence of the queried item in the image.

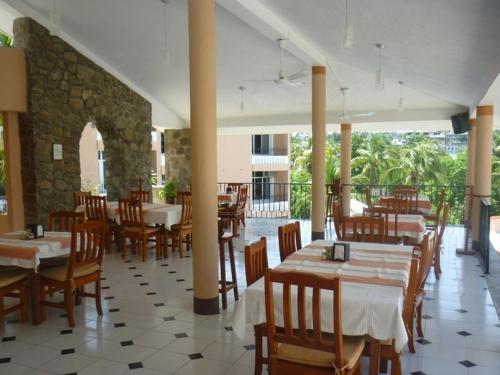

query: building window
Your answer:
[252,134,271,155]
[252,171,273,200]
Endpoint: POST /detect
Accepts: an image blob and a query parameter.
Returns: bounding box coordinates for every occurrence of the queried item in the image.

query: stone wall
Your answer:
[165,129,191,191]
[14,18,152,225]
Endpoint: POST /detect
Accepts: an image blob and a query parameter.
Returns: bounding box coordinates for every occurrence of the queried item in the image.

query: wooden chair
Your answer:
[48,211,85,232]
[332,200,344,240]
[130,190,152,203]
[175,191,191,204]
[395,188,419,214]
[219,185,248,236]
[366,256,420,375]
[424,190,446,228]
[278,221,302,262]
[341,216,384,243]
[73,191,91,209]
[244,237,269,375]
[39,221,106,327]
[0,269,29,323]
[381,197,406,214]
[432,203,448,280]
[85,195,121,253]
[227,183,242,194]
[119,198,165,261]
[264,269,364,375]
[412,231,435,351]
[363,206,404,244]
[218,218,238,309]
[168,193,193,258]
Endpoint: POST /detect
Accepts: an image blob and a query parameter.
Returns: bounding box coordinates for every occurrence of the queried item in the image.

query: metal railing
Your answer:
[251,148,288,156]
[217,182,468,224]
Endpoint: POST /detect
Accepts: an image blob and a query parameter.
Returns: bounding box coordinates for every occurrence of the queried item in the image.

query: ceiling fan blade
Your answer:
[351,112,375,117]
[284,78,306,87]
[242,79,274,83]
[286,70,307,82]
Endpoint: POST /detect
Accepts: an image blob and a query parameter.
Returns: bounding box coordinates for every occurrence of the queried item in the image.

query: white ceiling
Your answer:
[2,0,500,129]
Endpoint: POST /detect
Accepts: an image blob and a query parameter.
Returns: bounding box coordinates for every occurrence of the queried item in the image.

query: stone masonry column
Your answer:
[340,123,352,216]
[188,0,219,314]
[471,106,494,248]
[464,119,476,225]
[311,66,326,240]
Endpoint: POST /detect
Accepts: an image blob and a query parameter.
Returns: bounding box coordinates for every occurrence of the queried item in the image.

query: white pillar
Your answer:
[464,118,476,225]
[340,123,352,216]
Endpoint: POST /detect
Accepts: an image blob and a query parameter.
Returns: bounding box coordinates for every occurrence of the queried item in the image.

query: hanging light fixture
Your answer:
[49,0,61,36]
[398,81,405,112]
[161,0,170,63]
[342,0,354,49]
[375,43,384,90]
[239,86,246,113]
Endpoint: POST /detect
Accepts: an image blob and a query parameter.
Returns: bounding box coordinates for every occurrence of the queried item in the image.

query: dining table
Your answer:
[77,202,182,229]
[0,231,74,324]
[378,195,433,215]
[217,192,238,205]
[232,239,414,375]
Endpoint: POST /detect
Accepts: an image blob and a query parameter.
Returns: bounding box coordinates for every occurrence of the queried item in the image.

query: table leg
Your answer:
[369,339,381,375]
[29,271,41,325]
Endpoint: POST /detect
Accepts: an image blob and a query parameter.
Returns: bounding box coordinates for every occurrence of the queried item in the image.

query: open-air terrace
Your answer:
[0,1,500,375]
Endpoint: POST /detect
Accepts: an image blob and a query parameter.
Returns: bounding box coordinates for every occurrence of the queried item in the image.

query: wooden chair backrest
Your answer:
[176,191,191,205]
[363,206,400,237]
[342,216,384,243]
[48,211,85,232]
[278,221,302,262]
[227,183,242,194]
[85,195,108,222]
[264,269,345,371]
[130,190,152,203]
[395,186,417,195]
[179,193,193,227]
[434,190,446,227]
[237,185,248,210]
[74,191,91,209]
[66,221,106,280]
[332,200,343,239]
[244,237,268,287]
[381,197,407,214]
[416,232,434,293]
[435,204,448,257]
[402,257,419,326]
[365,186,373,207]
[118,198,144,229]
[395,189,418,213]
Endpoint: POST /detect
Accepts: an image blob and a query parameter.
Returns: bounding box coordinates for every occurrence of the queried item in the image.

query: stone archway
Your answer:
[14,18,152,225]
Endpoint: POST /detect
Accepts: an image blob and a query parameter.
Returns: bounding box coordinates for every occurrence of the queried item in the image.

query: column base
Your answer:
[311,231,325,240]
[193,296,220,315]
[471,240,480,251]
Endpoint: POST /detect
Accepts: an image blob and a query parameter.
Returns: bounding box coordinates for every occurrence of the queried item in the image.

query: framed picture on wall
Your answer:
[52,143,63,160]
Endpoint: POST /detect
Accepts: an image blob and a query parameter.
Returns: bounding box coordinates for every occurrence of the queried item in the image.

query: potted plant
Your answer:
[159,180,177,204]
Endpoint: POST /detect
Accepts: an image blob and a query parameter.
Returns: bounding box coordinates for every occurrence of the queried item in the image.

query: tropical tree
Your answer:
[351,134,393,185]
[0,33,13,47]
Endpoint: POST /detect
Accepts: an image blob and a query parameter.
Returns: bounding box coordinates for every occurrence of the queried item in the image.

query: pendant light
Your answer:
[239,86,246,113]
[398,81,404,112]
[375,43,384,91]
[49,0,61,36]
[342,0,354,49]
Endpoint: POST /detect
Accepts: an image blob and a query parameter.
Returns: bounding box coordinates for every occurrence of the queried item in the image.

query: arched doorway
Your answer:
[79,122,106,195]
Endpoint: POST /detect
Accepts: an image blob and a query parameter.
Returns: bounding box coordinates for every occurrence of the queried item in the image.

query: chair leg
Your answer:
[142,237,148,262]
[219,241,227,309]
[65,285,75,327]
[416,301,424,337]
[39,283,46,322]
[228,239,238,301]
[155,233,162,259]
[105,228,112,254]
[121,235,127,259]
[95,276,103,316]
[380,358,388,373]
[407,317,416,354]
[434,248,442,280]
[178,231,184,258]
[19,282,29,322]
[391,351,401,375]
[254,324,264,375]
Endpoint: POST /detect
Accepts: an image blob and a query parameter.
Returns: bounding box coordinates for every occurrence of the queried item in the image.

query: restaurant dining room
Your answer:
[0,0,500,374]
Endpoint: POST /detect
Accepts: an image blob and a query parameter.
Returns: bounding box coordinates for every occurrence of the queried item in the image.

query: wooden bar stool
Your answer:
[218,218,239,309]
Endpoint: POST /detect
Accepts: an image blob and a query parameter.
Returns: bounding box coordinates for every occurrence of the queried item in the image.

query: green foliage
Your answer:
[0,33,13,47]
[159,180,176,202]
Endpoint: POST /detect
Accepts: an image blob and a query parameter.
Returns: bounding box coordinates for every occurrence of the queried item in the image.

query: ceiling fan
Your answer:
[243,39,307,87]
[339,87,374,121]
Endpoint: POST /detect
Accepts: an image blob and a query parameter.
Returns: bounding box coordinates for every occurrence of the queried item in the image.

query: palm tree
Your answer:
[351,134,393,185]
[0,33,13,47]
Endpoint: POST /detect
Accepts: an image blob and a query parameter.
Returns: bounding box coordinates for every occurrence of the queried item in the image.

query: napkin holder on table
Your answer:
[27,224,44,239]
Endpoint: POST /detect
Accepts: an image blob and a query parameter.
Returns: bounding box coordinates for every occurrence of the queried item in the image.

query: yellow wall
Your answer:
[217,134,252,183]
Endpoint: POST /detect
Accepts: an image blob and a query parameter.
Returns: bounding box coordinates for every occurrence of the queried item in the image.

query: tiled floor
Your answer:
[0,219,499,375]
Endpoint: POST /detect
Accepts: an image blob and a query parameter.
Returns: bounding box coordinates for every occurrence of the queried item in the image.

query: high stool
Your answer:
[325,179,341,223]
[218,218,239,309]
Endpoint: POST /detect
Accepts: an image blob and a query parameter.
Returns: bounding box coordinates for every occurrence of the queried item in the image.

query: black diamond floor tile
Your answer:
[175,333,188,338]
[154,302,165,307]
[128,362,143,370]
[114,322,126,328]
[188,353,203,360]
[455,309,468,313]
[101,286,110,290]
[243,344,255,351]
[133,274,143,277]
[121,340,134,347]
[168,271,176,274]
[128,267,137,270]
[458,360,477,368]
[163,316,175,321]
[161,264,169,267]
[0,357,11,363]
[224,326,233,331]
[109,308,120,313]
[139,282,149,286]
[422,315,432,320]
[1,336,15,342]
[416,339,432,345]
[176,279,185,282]
[60,329,73,335]
[61,348,75,355]
[457,331,471,336]
[410,372,426,375]
[146,292,157,295]
[185,288,194,291]
[104,296,115,300]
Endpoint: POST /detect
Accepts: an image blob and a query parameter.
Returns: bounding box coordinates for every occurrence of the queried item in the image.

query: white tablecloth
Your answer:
[232,240,413,351]
[0,231,72,269]
[378,195,433,215]
[77,202,182,230]
[348,214,425,243]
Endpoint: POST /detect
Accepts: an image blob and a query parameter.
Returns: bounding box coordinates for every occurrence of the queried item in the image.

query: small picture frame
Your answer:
[52,143,63,160]
[333,242,350,262]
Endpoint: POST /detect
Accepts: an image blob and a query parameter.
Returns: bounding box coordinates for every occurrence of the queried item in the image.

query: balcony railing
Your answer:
[251,148,289,165]
[217,182,468,224]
